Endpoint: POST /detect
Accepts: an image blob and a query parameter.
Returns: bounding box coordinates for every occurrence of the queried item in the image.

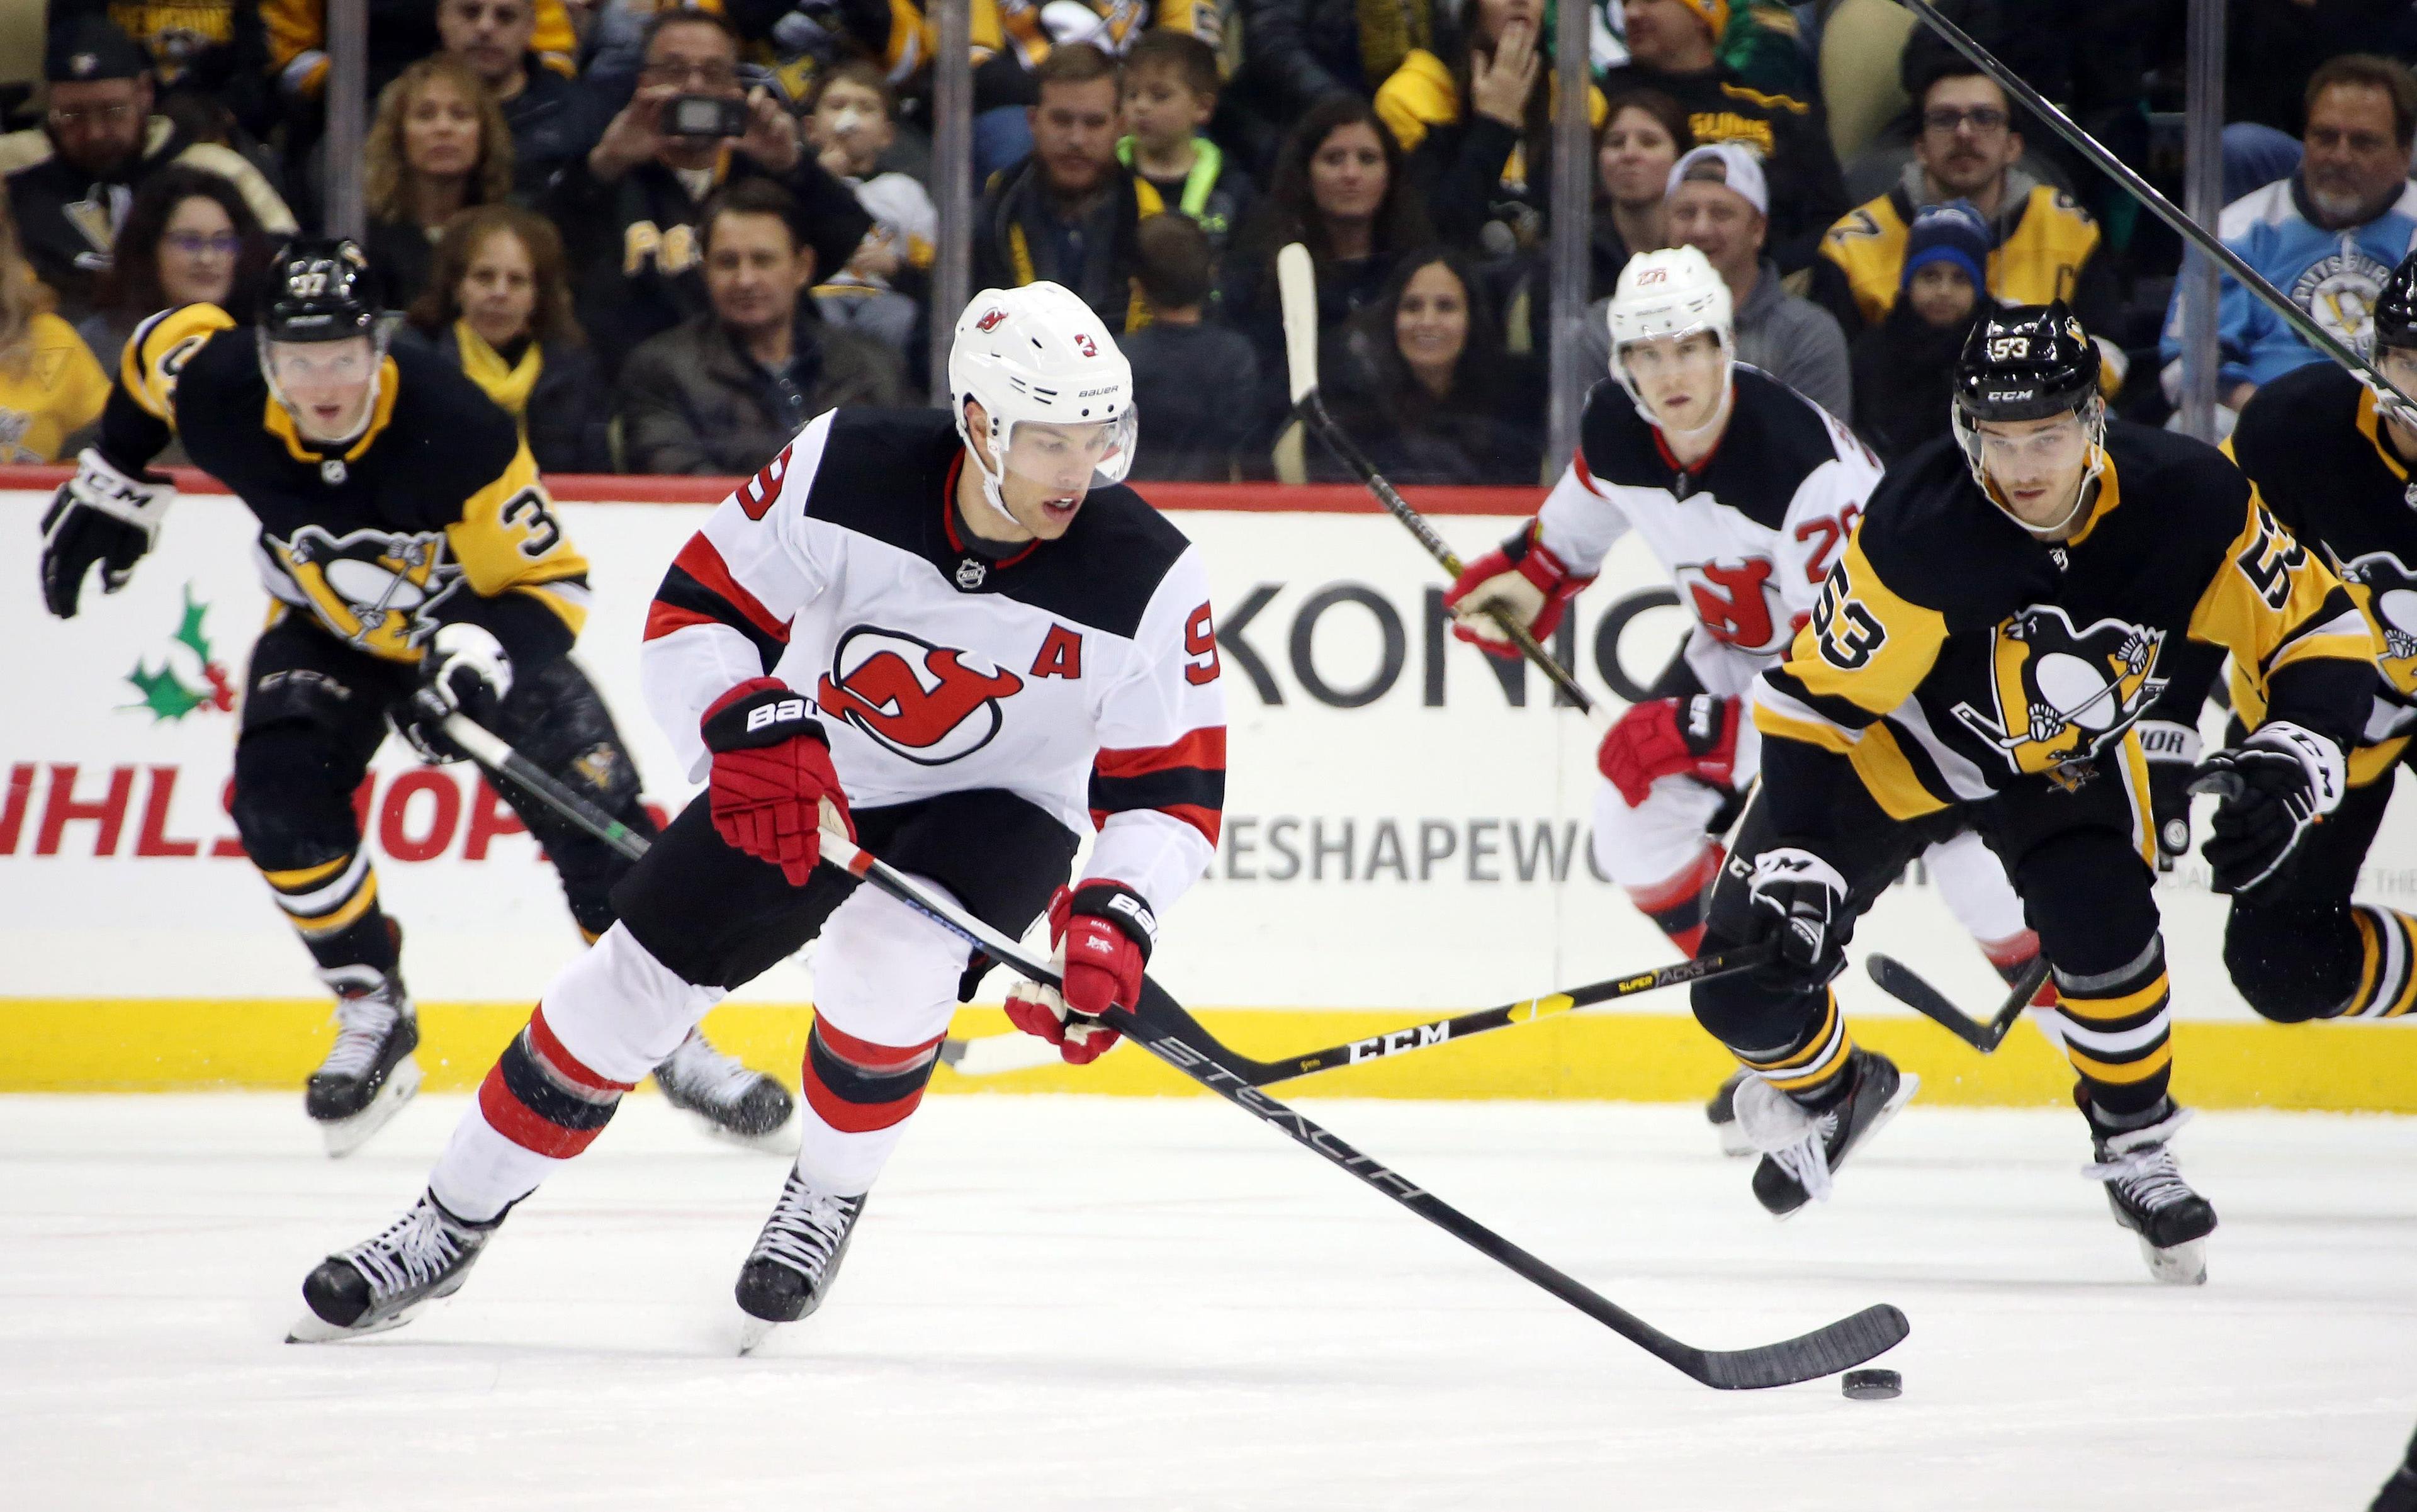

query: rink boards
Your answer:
[4,478,2413,1109]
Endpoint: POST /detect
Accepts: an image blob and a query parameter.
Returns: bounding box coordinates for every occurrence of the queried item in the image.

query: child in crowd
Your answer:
[1849,199,1993,463]
[1117,30,1253,259]
[806,60,937,355]
[1122,213,1261,482]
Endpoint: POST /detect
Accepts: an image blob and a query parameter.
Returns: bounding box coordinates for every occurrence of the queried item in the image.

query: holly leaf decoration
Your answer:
[173,585,212,662]
[125,659,207,721]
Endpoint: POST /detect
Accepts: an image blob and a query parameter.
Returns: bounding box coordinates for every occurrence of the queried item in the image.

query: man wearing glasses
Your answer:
[0,16,294,324]
[544,6,868,375]
[1810,62,2117,366]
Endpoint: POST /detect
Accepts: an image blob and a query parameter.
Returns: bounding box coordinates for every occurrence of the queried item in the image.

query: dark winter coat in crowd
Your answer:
[1590,210,1648,300]
[1310,325,1544,487]
[971,159,1161,336]
[1592,61,1845,274]
[1898,0,2153,181]
[543,151,872,381]
[499,62,605,201]
[1122,321,1263,482]
[616,307,904,476]
[364,217,438,312]
[1239,0,1436,118]
[1849,300,1980,466]
[396,322,614,475]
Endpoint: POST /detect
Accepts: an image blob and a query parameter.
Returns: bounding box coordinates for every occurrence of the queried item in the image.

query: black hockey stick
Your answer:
[946,945,1772,1084]
[1275,243,1599,716]
[1866,952,2051,1054]
[823,828,1907,1389]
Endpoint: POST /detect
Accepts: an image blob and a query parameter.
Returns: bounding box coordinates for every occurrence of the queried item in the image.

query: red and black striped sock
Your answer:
[475,1005,636,1158]
[799,1018,944,1135]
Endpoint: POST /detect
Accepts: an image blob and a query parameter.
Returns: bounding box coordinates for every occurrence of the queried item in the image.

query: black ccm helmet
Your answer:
[259,237,381,343]
[1951,302,2106,520]
[2375,249,2417,355]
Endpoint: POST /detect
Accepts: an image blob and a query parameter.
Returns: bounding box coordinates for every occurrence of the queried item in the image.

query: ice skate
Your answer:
[307,968,422,1158]
[288,1190,499,1342]
[1737,1049,1916,1219]
[654,1029,796,1152]
[1704,1068,1755,1157]
[2084,1104,2216,1285]
[734,1169,866,1354]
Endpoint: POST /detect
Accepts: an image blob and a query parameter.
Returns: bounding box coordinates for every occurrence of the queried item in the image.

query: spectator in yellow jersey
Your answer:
[0,195,111,463]
[364,57,519,310]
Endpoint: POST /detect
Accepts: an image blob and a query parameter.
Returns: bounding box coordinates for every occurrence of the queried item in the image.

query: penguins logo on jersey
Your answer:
[271,525,463,658]
[2336,549,2417,690]
[815,627,1027,765]
[1951,606,2166,776]
[2290,244,2391,349]
[1677,557,1788,653]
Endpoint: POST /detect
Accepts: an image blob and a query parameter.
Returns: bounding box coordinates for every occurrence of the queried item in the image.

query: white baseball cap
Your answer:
[1665,142,1769,217]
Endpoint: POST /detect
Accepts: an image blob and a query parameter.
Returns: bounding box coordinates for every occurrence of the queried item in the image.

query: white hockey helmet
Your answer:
[1605,245,1735,437]
[949,282,1137,526]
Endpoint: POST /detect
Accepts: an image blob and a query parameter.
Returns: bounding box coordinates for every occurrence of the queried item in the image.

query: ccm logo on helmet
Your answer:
[976,308,1007,332]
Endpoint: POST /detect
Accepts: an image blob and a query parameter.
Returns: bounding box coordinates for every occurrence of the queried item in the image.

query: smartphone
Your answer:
[663,93,748,139]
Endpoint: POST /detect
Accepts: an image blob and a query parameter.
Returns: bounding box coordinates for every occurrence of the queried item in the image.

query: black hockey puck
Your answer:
[1841,1368,1901,1401]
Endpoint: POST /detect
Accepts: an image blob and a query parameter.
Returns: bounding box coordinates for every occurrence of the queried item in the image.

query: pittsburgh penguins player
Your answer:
[2140,249,2417,1022]
[37,239,792,1156]
[1443,246,2049,1156]
[288,282,1226,1347]
[1708,303,2374,1283]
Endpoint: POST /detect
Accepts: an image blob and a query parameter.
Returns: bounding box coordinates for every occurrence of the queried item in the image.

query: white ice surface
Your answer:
[3,1092,2413,1511]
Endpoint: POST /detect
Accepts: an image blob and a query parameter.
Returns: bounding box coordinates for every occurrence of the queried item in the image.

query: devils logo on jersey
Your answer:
[1951,606,2167,778]
[816,626,1027,765]
[269,524,462,658]
[1677,557,1789,653]
[2335,548,2417,694]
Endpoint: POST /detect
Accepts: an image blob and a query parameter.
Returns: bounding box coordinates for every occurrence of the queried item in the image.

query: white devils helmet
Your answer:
[1605,245,1735,437]
[949,281,1137,526]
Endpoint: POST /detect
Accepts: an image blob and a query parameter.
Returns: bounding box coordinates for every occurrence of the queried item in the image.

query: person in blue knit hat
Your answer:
[1850,199,1993,462]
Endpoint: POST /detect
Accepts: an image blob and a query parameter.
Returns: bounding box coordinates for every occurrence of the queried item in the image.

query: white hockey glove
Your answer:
[397,624,514,764]
[1744,847,1852,991]
[38,449,174,618]
[2189,721,2345,896]
[2133,718,2201,872]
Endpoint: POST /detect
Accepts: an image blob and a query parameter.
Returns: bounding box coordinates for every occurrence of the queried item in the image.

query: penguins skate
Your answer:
[2084,1103,2216,1285]
[1737,1049,1917,1219]
[1704,1068,1755,1158]
[288,1190,499,1342]
[307,967,422,1157]
[734,1169,866,1354]
[654,1029,797,1152]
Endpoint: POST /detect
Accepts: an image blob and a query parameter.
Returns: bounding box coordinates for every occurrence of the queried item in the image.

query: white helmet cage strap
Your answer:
[949,283,1137,527]
[1951,393,2109,537]
[258,325,391,447]
[1606,246,1736,440]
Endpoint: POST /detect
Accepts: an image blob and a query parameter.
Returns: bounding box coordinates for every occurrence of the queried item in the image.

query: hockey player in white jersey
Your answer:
[291,282,1227,1343]
[1443,247,2045,1146]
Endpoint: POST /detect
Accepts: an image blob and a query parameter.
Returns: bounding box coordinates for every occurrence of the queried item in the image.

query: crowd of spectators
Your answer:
[0,1,2411,480]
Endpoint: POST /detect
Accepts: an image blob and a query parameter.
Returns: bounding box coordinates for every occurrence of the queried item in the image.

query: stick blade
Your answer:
[1689,1304,1910,1391]
[1276,242,1319,405]
[1866,954,1997,1051]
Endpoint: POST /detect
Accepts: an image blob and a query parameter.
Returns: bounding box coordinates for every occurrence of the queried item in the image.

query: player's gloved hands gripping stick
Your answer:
[38,448,174,618]
[2189,721,2345,896]
[702,676,853,885]
[2133,718,2200,871]
[1005,881,1155,1064]
[1744,847,1851,991]
[1599,694,1741,804]
[396,624,513,764]
[1442,526,1594,660]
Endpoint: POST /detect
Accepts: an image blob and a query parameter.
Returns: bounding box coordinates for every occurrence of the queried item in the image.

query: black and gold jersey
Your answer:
[1752,420,2375,840]
[98,303,590,669]
[2223,359,2417,782]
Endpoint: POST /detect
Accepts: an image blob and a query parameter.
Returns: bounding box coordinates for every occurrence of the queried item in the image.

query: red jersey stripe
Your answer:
[665,534,791,647]
[1093,726,1227,780]
[1091,803,1221,847]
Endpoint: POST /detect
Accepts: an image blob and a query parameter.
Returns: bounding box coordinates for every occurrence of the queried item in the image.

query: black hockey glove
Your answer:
[2133,718,2200,872]
[2189,721,2346,897]
[395,624,514,764]
[38,449,174,618]
[1744,847,1852,991]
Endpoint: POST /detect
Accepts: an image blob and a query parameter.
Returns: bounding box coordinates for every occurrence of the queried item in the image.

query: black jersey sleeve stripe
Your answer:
[1088,765,1227,818]
[649,564,788,670]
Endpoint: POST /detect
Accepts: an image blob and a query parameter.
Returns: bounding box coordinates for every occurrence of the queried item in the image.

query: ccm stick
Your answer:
[1866,953,2053,1055]
[820,825,1907,1390]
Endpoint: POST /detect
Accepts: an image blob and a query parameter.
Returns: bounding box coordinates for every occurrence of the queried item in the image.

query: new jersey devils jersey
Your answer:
[1537,366,1883,702]
[641,408,1227,920]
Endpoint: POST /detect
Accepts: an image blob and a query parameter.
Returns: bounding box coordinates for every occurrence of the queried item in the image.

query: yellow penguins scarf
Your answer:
[454,319,542,424]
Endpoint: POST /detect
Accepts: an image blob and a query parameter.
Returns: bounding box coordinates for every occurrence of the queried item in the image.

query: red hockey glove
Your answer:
[1443,528,1593,660]
[701,677,852,886]
[1003,881,1156,1065]
[1597,694,1740,806]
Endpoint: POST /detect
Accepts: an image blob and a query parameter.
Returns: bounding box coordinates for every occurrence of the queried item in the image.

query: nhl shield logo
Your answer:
[815,626,1025,765]
[955,557,987,589]
[1951,605,2168,777]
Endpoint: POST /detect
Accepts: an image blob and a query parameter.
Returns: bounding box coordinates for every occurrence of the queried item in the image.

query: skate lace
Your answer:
[659,1033,760,1108]
[750,1176,860,1283]
[321,987,402,1080]
[1770,1110,1839,1204]
[342,1200,471,1304]
[2083,1142,2195,1212]
[1734,1075,1838,1203]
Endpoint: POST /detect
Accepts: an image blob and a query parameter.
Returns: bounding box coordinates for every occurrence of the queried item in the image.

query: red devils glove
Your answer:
[1597,694,1740,806]
[1443,527,1593,660]
[700,676,852,886]
[1003,880,1156,1065]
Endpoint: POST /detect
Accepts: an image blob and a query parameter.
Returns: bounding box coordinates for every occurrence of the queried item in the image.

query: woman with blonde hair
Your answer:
[363,55,517,308]
[0,195,111,464]
[402,204,612,473]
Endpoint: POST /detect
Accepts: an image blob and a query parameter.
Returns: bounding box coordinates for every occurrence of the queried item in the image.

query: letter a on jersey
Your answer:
[1949,606,2167,776]
[816,626,1026,765]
